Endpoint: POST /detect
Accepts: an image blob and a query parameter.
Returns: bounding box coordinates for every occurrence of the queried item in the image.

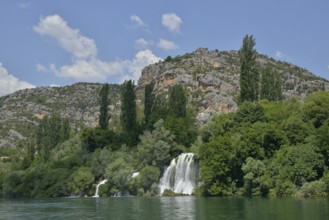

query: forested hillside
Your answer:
[1,38,329,198]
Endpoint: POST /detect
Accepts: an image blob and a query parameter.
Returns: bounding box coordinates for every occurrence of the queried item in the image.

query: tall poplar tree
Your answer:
[144,82,155,129]
[239,35,259,102]
[169,84,187,118]
[260,66,282,101]
[120,80,137,146]
[99,83,110,129]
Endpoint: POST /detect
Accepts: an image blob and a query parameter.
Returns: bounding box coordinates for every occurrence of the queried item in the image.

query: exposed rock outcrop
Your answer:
[136,48,328,123]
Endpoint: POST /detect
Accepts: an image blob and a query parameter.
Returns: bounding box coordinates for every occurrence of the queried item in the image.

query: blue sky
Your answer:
[0,0,329,96]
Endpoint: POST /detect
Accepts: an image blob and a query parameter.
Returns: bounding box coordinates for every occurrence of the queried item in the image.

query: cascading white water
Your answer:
[93,179,108,197]
[159,153,198,195]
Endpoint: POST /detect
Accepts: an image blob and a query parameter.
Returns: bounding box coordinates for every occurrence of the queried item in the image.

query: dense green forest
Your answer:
[1,36,329,198]
[1,83,329,198]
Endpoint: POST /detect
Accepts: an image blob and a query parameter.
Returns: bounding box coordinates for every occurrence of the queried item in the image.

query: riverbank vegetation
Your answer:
[1,84,329,198]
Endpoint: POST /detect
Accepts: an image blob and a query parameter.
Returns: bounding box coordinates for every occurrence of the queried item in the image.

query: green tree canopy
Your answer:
[99,83,110,130]
[260,66,282,101]
[120,80,137,146]
[239,35,259,102]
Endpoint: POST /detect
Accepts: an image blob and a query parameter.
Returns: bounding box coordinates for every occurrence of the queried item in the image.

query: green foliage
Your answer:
[264,144,325,197]
[199,135,235,196]
[144,82,155,129]
[137,120,175,169]
[201,113,235,142]
[164,56,172,62]
[234,101,264,124]
[282,116,313,145]
[68,167,94,196]
[299,180,328,198]
[168,84,187,118]
[99,83,110,129]
[239,35,259,102]
[150,93,169,125]
[303,91,329,128]
[128,166,160,196]
[260,66,282,101]
[164,112,197,147]
[81,128,116,152]
[241,157,266,196]
[90,147,112,179]
[120,80,138,146]
[316,122,329,166]
[105,157,133,194]
[36,114,70,161]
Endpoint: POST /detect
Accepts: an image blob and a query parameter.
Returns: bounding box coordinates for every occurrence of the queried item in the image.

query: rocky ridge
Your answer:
[0,83,120,148]
[1,48,328,149]
[137,48,328,122]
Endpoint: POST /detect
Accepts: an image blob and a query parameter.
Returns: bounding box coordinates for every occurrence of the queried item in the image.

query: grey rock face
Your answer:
[136,48,328,124]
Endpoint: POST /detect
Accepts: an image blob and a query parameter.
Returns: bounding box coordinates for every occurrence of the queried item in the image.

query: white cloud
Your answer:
[50,58,128,82]
[157,38,179,50]
[17,2,31,9]
[34,15,97,59]
[275,51,285,58]
[162,13,182,33]
[130,15,147,27]
[0,65,35,96]
[275,50,293,62]
[134,38,153,49]
[36,64,47,72]
[50,50,161,82]
[35,15,161,83]
[127,50,162,81]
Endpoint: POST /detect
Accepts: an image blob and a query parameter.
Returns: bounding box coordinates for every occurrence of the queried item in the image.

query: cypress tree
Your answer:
[120,80,137,146]
[99,83,110,129]
[169,84,187,118]
[239,35,259,103]
[260,66,282,101]
[144,82,155,129]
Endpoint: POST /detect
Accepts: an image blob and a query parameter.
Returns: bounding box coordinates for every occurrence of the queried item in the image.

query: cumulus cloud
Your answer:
[275,50,292,62]
[128,49,162,81]
[162,13,182,33]
[275,51,285,58]
[50,50,161,82]
[36,64,47,72]
[34,15,97,59]
[130,15,147,27]
[50,59,127,82]
[157,38,178,50]
[0,65,35,96]
[134,38,153,49]
[35,15,161,83]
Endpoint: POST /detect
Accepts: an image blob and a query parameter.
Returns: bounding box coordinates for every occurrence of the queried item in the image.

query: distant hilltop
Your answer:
[1,48,328,148]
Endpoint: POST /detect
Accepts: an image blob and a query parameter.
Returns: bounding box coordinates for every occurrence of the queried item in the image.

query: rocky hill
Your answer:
[0,83,121,149]
[1,48,328,149]
[136,48,328,122]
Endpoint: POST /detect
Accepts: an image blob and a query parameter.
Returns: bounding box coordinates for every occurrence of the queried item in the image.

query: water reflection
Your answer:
[1,196,329,220]
[160,196,196,220]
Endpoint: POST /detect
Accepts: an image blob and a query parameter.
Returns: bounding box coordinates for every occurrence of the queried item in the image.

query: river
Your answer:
[0,196,328,219]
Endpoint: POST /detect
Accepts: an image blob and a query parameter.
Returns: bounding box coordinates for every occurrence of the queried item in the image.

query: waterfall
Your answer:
[159,153,198,195]
[93,179,108,197]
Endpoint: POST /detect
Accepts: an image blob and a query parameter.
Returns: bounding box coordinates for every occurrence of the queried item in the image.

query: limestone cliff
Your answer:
[136,48,328,123]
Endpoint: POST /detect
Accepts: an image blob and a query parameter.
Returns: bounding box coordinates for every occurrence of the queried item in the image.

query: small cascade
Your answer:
[93,179,108,197]
[131,172,140,178]
[159,153,198,195]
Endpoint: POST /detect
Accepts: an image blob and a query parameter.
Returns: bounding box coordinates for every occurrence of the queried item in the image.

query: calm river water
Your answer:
[0,196,328,220]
